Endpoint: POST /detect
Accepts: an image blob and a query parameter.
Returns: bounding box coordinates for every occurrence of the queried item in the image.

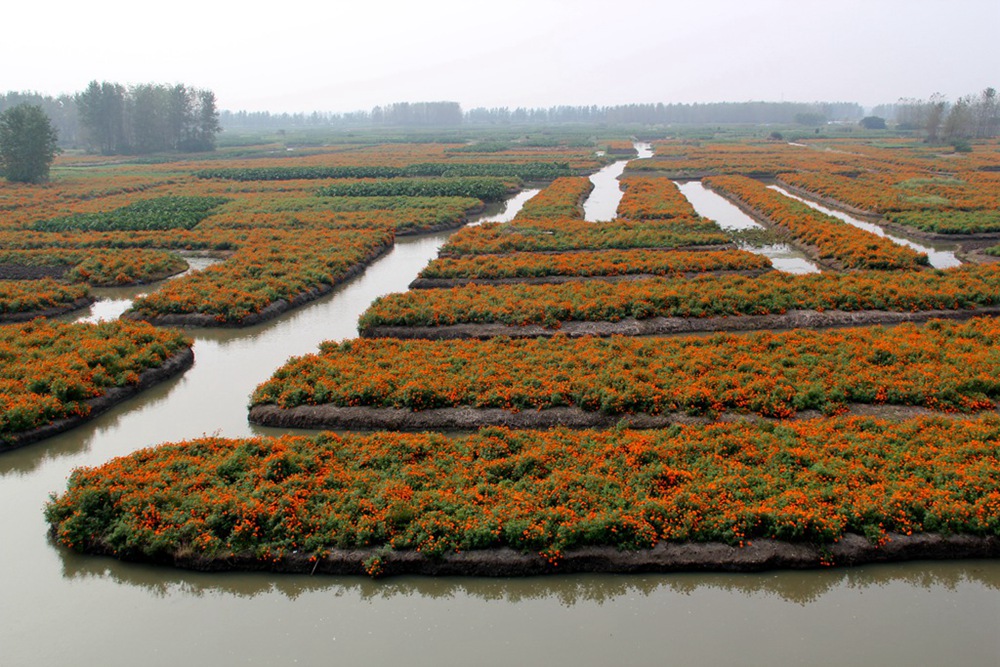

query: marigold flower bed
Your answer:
[515,177,594,219]
[439,218,730,256]
[358,265,1000,332]
[0,278,92,320]
[0,249,188,286]
[616,177,702,219]
[704,175,928,270]
[412,249,772,286]
[45,418,1000,575]
[253,318,1000,420]
[0,319,192,449]
[125,227,393,325]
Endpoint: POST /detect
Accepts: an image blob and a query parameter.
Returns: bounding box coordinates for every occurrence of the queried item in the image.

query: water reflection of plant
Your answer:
[53,536,1000,607]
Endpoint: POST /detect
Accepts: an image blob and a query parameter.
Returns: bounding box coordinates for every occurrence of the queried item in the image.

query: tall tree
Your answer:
[0,104,60,183]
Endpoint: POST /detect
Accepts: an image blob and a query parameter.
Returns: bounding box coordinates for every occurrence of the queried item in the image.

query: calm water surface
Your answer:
[769,185,962,269]
[2,174,998,666]
[583,142,654,221]
[677,180,821,274]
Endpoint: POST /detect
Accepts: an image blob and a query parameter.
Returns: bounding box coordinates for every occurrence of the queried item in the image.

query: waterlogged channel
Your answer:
[770,185,963,269]
[677,180,822,274]
[583,142,654,221]
[2,175,999,666]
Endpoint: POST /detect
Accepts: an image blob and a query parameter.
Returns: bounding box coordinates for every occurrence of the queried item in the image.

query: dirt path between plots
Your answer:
[248,401,999,433]
[1,346,194,452]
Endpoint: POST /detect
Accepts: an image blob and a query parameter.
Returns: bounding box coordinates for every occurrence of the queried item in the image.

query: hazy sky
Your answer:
[5,0,997,112]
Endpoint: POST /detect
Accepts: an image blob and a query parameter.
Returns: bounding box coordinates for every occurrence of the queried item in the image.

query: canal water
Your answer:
[677,180,821,274]
[2,161,998,666]
[583,142,654,221]
[769,185,962,269]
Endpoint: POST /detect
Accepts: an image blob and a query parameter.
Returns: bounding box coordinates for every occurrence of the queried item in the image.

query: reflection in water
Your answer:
[769,185,962,269]
[677,180,821,274]
[55,540,1000,607]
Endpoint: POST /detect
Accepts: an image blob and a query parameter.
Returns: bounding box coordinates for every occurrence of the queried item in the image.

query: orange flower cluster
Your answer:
[705,175,928,269]
[616,177,701,219]
[45,417,1000,564]
[359,264,1000,330]
[515,177,594,220]
[0,319,190,438]
[778,171,1000,215]
[440,218,729,256]
[129,227,393,324]
[416,249,772,281]
[0,248,187,286]
[0,278,89,315]
[255,318,1000,418]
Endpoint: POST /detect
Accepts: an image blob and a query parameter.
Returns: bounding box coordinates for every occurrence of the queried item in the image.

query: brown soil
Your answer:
[122,243,391,328]
[959,248,1000,265]
[248,401,997,433]
[358,305,1000,340]
[1,347,194,453]
[71,532,1000,577]
[0,296,96,324]
[409,269,772,289]
[0,264,70,280]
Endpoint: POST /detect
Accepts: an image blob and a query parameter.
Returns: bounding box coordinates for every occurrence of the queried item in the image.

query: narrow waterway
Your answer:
[583,142,653,221]
[677,180,821,274]
[3,179,999,666]
[769,185,962,269]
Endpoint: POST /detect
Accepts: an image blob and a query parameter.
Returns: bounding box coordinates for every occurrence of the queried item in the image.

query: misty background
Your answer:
[4,0,996,114]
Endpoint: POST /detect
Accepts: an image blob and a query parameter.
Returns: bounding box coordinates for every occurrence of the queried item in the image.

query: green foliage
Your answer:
[0,104,60,183]
[195,165,405,180]
[859,116,887,130]
[885,210,1000,234]
[194,162,572,182]
[32,196,229,232]
[316,177,512,201]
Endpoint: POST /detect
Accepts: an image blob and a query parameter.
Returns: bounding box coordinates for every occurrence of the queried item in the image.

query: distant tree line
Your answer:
[219,101,863,130]
[0,82,220,154]
[870,88,999,141]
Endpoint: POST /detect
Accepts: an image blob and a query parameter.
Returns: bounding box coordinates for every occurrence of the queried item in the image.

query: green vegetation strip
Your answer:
[884,210,1000,235]
[315,177,513,201]
[31,196,229,232]
[195,162,572,181]
[45,417,1000,573]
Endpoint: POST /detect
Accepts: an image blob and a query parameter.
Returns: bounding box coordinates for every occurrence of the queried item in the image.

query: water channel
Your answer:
[583,142,653,221]
[769,185,962,269]
[2,156,999,666]
[677,181,821,274]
